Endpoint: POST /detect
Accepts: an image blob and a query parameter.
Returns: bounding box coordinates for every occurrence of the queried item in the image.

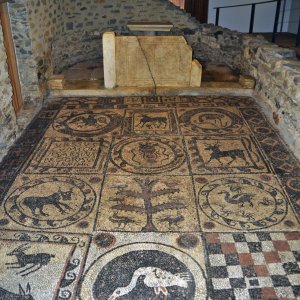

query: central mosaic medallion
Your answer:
[78,243,207,300]
[4,177,97,229]
[110,136,187,174]
[198,177,287,230]
[53,110,123,136]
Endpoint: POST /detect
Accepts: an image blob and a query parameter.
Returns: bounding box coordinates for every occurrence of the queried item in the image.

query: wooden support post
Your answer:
[0,3,23,113]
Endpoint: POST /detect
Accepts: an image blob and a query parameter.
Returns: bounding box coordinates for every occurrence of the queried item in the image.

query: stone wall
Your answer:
[8,0,198,101]
[186,25,300,158]
[53,0,199,72]
[0,23,18,161]
[27,0,64,96]
[8,0,63,103]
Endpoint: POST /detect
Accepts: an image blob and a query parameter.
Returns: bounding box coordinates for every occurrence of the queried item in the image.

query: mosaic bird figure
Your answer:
[108,267,191,300]
[218,191,254,207]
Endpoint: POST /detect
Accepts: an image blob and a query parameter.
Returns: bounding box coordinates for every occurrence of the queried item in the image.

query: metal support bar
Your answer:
[272,0,281,43]
[215,7,220,26]
[296,17,300,47]
[249,4,256,33]
[280,0,286,32]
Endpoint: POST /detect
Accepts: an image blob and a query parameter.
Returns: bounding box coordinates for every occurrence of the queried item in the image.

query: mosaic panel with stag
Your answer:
[0,230,89,300]
[185,136,270,174]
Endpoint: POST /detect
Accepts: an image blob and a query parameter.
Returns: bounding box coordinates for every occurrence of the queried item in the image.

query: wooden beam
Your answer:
[184,0,209,23]
[0,2,23,113]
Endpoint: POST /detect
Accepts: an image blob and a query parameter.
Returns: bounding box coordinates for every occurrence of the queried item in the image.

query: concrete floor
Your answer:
[0,95,299,299]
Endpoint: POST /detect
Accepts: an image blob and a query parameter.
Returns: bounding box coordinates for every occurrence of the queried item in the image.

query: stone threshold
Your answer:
[49,83,253,98]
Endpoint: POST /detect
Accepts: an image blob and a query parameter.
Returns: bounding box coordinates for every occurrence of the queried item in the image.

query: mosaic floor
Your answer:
[0,96,299,299]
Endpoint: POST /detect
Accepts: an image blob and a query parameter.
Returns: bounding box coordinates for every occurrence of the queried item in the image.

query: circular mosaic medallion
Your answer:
[111,137,186,174]
[5,177,96,229]
[53,111,123,137]
[78,243,207,300]
[179,108,244,134]
[199,177,287,230]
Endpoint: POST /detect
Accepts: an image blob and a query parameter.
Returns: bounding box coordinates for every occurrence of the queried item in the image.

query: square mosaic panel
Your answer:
[0,174,102,233]
[204,232,300,300]
[122,109,179,135]
[78,232,207,300]
[0,230,89,300]
[22,137,111,174]
[193,174,298,232]
[185,135,270,174]
[107,135,189,175]
[45,109,125,138]
[96,175,199,232]
[177,106,250,135]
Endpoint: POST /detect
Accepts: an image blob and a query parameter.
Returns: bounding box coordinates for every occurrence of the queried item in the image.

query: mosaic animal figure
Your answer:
[6,243,55,277]
[108,267,191,300]
[159,214,184,229]
[22,187,74,217]
[137,114,167,129]
[198,113,227,128]
[204,143,248,166]
[109,212,139,229]
[0,284,34,300]
[69,114,107,128]
[218,191,254,207]
[109,197,126,205]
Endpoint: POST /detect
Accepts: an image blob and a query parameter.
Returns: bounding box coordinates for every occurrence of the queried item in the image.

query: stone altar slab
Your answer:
[103,33,202,88]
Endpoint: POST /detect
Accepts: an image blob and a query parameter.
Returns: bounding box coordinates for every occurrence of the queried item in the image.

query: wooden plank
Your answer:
[0,2,23,113]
